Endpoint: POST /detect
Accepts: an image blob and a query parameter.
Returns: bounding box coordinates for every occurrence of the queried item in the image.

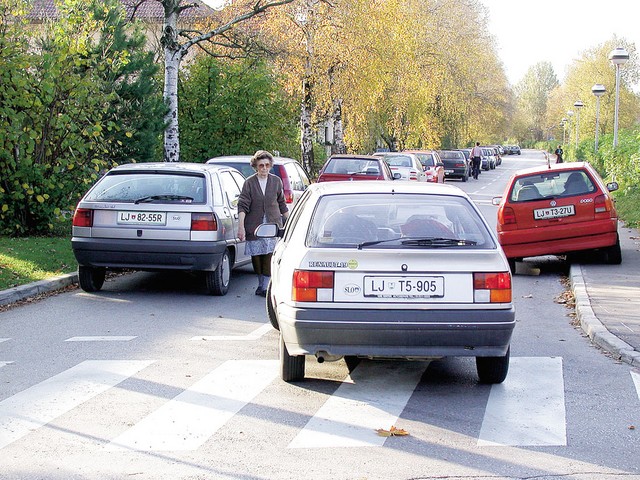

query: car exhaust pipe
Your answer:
[315,352,342,363]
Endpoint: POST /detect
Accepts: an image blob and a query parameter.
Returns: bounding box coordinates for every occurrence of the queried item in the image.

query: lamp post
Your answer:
[609,47,629,148]
[573,100,584,149]
[561,118,568,145]
[591,84,606,153]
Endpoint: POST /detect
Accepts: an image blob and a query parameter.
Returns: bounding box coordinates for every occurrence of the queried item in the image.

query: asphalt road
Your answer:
[1,150,639,480]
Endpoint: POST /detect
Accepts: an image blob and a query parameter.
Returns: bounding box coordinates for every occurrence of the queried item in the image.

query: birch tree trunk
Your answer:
[331,98,346,154]
[161,1,184,162]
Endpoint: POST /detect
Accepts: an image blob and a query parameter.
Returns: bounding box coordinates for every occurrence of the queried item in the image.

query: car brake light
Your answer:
[594,194,610,213]
[473,272,511,303]
[292,270,334,302]
[191,213,217,231]
[499,206,516,225]
[72,208,93,227]
[284,190,294,204]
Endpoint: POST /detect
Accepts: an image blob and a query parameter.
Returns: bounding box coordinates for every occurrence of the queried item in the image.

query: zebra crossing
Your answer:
[3,355,637,453]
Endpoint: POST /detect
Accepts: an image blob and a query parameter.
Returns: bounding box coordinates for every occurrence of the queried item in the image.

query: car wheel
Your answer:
[344,356,360,373]
[462,173,468,182]
[476,347,510,384]
[78,266,105,292]
[205,249,231,296]
[266,281,279,330]
[602,235,622,265]
[280,333,305,382]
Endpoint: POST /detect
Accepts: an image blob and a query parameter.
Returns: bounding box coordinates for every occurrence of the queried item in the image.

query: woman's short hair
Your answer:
[251,150,274,168]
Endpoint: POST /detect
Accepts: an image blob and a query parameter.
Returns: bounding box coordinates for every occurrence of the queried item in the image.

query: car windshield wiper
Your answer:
[357,237,403,249]
[134,195,194,204]
[401,237,477,247]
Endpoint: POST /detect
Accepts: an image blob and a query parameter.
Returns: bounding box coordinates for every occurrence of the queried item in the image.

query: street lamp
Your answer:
[592,84,606,153]
[609,47,629,148]
[573,100,584,149]
[561,118,568,145]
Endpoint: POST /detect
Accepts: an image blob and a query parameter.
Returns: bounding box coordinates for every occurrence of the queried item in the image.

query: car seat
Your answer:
[325,213,378,244]
[400,215,454,238]
[516,185,541,202]
[562,172,588,196]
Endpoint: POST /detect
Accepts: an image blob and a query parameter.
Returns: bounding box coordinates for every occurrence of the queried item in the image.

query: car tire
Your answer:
[602,235,622,265]
[78,266,106,292]
[280,333,305,382]
[476,346,510,384]
[462,173,468,182]
[205,249,231,296]
[507,258,517,274]
[266,281,279,330]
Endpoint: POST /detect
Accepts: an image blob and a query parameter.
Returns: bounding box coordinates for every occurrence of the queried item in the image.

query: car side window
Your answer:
[284,163,303,191]
[294,163,311,189]
[219,171,242,208]
[282,190,312,243]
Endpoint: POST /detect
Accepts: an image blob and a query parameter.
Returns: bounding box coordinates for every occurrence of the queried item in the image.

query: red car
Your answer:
[494,162,621,272]
[403,150,446,183]
[316,155,399,182]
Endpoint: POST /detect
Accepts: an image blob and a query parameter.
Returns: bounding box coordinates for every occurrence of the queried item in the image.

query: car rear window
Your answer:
[306,193,495,249]
[415,154,435,167]
[381,154,412,167]
[509,170,597,202]
[439,151,464,160]
[85,172,206,203]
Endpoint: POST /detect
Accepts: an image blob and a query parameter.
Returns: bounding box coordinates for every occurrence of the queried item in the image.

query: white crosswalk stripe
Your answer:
[106,359,279,451]
[632,370,640,400]
[478,356,566,446]
[0,360,154,450]
[288,361,426,448]
[0,361,14,369]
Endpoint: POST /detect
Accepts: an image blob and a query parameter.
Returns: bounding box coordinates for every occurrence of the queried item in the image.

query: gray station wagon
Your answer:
[71,162,252,295]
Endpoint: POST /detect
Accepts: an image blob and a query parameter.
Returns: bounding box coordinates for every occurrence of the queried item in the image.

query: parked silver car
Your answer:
[71,162,252,295]
[373,152,428,182]
[259,181,515,384]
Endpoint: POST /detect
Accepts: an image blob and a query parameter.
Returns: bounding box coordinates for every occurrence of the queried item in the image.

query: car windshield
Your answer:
[324,158,380,175]
[381,155,412,167]
[306,193,494,249]
[439,151,464,160]
[415,154,435,167]
[509,170,597,202]
[85,172,206,203]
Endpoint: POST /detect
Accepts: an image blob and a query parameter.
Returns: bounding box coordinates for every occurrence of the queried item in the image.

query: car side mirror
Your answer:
[491,197,502,206]
[255,223,284,238]
[606,181,619,192]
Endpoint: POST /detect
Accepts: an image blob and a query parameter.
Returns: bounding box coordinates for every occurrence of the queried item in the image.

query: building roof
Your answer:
[27,0,216,22]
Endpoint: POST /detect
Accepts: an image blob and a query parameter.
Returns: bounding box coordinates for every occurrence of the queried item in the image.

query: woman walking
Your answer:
[237,151,289,296]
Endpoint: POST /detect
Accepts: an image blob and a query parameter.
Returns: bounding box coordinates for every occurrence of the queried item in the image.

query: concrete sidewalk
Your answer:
[570,223,640,367]
[1,229,639,368]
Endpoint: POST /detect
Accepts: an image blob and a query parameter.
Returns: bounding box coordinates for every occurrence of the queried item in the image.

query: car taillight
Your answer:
[284,190,294,204]
[473,272,512,303]
[594,194,610,214]
[409,170,418,180]
[72,208,93,227]
[292,270,334,302]
[191,213,217,231]
[499,206,516,225]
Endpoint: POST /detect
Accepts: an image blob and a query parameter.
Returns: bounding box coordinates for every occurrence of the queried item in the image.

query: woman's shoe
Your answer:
[255,287,266,296]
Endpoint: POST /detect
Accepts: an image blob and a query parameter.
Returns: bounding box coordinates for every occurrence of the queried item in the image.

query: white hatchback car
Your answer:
[259,182,515,384]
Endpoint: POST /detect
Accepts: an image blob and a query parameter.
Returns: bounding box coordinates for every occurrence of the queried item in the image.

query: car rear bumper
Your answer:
[277,304,515,357]
[499,220,618,259]
[72,237,227,271]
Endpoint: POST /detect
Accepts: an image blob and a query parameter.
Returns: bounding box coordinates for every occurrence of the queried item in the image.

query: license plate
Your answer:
[364,275,444,298]
[533,205,575,220]
[444,169,454,174]
[117,211,166,225]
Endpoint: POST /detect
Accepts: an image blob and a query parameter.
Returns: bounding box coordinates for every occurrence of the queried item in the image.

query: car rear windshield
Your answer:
[381,154,412,167]
[85,172,207,203]
[415,153,435,167]
[306,193,495,249]
[213,161,281,180]
[323,158,381,175]
[509,170,597,202]
[439,151,464,160]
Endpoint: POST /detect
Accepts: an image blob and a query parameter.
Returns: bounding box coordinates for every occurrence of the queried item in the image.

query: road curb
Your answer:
[570,264,640,367]
[0,273,78,307]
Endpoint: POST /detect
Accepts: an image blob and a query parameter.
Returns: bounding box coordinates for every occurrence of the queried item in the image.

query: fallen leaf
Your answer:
[376,426,409,437]
[629,425,636,430]
[522,294,533,299]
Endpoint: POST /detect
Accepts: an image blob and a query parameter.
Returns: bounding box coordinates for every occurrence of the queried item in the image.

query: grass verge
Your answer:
[0,237,76,291]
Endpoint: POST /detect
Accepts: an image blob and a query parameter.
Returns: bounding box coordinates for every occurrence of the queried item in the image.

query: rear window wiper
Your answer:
[401,237,477,247]
[357,237,403,249]
[134,194,194,204]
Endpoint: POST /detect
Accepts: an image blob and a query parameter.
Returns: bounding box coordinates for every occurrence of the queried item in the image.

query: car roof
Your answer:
[109,162,235,174]
[206,155,299,165]
[328,154,382,160]
[403,149,438,154]
[306,180,468,198]
[510,161,592,178]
